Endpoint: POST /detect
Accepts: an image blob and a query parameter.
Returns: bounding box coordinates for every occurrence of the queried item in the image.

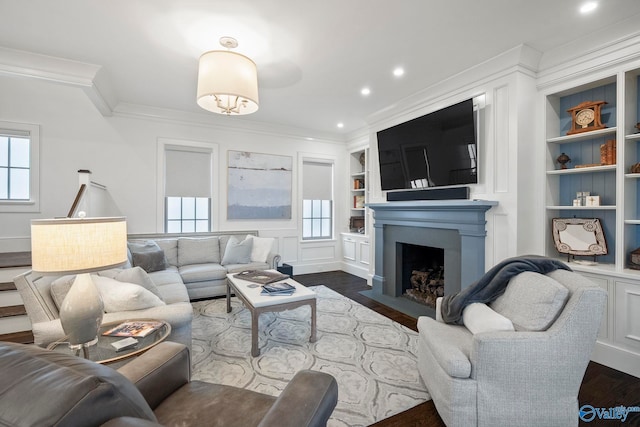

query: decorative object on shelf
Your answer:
[566,100,607,135]
[599,139,616,165]
[197,36,259,115]
[556,152,571,169]
[349,216,365,233]
[585,195,600,207]
[635,122,640,134]
[353,178,365,189]
[574,163,602,168]
[630,163,640,174]
[359,152,365,167]
[30,217,128,350]
[628,247,640,270]
[552,218,608,263]
[354,195,365,208]
[575,191,590,206]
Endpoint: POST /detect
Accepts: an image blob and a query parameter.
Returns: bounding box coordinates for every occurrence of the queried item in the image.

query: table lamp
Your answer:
[31,216,127,349]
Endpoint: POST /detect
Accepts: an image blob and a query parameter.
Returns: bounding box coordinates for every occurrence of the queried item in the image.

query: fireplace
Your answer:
[362,200,497,318]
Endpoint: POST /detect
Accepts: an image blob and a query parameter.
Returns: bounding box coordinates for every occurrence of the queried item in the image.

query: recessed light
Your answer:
[337,122,344,129]
[393,67,405,77]
[361,87,371,96]
[580,1,597,13]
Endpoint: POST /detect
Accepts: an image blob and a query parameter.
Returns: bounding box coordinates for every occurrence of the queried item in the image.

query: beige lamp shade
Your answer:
[197,50,259,115]
[31,217,127,274]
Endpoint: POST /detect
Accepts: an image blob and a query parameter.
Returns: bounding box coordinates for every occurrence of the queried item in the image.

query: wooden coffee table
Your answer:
[226,271,317,356]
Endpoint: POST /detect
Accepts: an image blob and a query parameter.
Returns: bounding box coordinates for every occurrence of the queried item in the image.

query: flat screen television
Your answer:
[376,98,478,191]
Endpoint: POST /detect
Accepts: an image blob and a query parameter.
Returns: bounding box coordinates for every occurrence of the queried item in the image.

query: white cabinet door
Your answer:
[359,240,370,265]
[342,237,356,261]
[614,280,640,353]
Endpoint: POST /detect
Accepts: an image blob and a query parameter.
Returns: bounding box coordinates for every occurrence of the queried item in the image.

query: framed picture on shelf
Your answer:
[551,218,607,260]
[349,216,365,232]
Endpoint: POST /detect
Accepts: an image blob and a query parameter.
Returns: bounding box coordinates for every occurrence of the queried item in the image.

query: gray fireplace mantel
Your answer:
[362,199,497,318]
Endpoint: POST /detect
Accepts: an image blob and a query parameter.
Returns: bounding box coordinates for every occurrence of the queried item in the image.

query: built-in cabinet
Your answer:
[542,65,640,377]
[342,148,371,278]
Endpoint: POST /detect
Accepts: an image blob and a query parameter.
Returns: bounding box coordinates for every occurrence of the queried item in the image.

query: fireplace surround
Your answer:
[362,199,497,318]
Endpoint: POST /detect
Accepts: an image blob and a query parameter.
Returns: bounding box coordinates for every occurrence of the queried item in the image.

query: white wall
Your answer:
[0,76,348,274]
[353,45,542,271]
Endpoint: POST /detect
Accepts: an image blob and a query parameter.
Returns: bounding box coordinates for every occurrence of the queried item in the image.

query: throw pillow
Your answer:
[92,275,165,312]
[248,235,274,263]
[462,303,515,334]
[98,267,163,300]
[490,271,570,331]
[127,241,168,273]
[177,237,220,267]
[221,236,253,265]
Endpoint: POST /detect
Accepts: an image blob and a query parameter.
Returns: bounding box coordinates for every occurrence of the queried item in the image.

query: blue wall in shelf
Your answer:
[558,171,615,206]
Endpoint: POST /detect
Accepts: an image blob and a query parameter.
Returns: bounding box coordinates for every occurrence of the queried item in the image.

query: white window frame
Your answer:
[157,138,218,233]
[0,121,40,213]
[300,155,335,241]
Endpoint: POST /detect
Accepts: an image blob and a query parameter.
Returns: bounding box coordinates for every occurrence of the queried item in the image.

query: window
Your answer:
[166,196,210,233]
[164,144,213,233]
[302,160,333,240]
[0,122,40,212]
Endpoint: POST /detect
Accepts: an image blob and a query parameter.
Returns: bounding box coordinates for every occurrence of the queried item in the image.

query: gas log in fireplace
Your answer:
[362,200,497,318]
[401,243,444,308]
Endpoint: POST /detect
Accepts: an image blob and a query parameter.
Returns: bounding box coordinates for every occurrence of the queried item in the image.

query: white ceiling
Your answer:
[2,0,640,140]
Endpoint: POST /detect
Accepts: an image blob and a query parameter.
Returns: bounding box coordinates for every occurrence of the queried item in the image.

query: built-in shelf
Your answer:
[547,127,617,144]
[547,165,617,175]
[546,205,616,210]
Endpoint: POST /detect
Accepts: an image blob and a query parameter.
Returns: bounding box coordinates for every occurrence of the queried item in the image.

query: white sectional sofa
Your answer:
[14,231,281,349]
[128,231,280,300]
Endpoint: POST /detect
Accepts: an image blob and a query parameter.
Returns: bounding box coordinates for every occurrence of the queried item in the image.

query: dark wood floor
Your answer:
[295,271,640,427]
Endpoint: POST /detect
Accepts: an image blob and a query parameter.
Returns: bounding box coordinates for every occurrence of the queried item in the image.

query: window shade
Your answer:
[165,146,212,197]
[303,160,333,200]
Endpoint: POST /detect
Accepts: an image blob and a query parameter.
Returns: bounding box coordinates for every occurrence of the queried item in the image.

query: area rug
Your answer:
[191,285,430,427]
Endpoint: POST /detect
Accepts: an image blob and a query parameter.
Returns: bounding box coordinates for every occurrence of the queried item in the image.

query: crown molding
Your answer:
[0,46,350,143]
[113,102,346,145]
[537,31,640,91]
[0,46,116,116]
[366,44,541,133]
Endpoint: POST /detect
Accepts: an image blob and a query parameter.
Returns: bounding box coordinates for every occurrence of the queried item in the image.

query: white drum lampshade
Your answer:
[196,37,259,116]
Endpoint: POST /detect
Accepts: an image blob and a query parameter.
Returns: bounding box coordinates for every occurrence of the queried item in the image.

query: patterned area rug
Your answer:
[191,285,430,427]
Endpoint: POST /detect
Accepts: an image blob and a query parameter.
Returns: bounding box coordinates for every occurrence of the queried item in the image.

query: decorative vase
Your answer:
[557,152,571,169]
[59,273,104,349]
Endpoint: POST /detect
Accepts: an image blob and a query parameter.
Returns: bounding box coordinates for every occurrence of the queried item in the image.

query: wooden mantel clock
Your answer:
[567,100,607,135]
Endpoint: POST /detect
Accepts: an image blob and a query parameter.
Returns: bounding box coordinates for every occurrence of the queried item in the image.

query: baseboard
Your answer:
[340,262,369,279]
[592,341,640,378]
[287,261,343,276]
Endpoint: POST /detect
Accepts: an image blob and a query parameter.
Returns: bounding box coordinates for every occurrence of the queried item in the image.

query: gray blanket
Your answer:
[440,255,571,325]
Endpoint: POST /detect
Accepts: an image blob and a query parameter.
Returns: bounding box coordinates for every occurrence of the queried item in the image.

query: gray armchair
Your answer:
[417,268,606,427]
[0,341,338,427]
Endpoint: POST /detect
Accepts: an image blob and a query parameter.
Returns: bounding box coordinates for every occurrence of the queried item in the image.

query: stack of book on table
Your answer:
[261,282,296,296]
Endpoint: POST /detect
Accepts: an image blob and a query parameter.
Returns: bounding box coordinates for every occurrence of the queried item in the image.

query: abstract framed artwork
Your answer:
[227,151,292,219]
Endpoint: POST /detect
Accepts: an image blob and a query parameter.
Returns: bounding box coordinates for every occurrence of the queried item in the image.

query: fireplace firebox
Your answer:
[400,243,445,308]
